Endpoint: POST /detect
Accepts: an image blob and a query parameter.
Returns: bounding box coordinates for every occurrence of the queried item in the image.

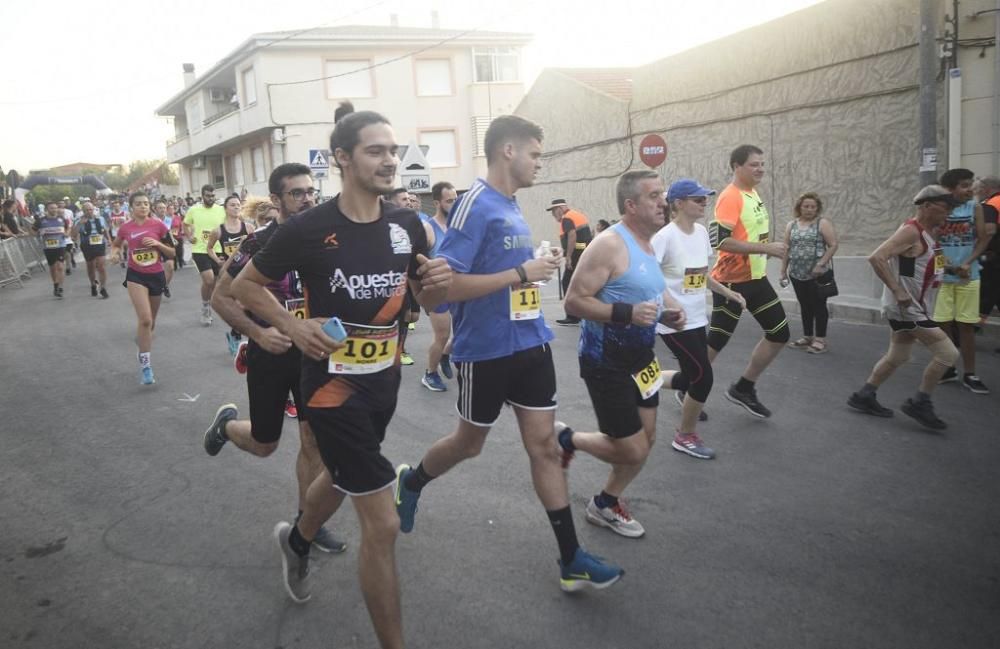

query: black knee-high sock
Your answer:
[399,324,409,352]
[547,507,579,565]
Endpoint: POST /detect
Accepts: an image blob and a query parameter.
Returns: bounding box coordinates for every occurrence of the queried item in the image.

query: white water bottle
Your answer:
[534,240,552,285]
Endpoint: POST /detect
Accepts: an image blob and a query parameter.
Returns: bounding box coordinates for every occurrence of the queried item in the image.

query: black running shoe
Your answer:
[900,398,946,430]
[99,287,109,299]
[938,367,958,384]
[847,392,893,417]
[555,317,580,326]
[163,286,171,299]
[725,383,772,418]
[91,283,98,297]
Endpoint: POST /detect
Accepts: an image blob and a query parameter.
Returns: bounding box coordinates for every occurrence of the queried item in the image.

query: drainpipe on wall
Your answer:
[994,0,1000,174]
[918,0,939,186]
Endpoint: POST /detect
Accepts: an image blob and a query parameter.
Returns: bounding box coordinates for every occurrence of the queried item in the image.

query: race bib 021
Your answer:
[131,249,158,266]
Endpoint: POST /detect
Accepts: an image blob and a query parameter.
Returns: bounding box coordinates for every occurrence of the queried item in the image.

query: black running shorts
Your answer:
[887,319,937,332]
[43,248,65,265]
[81,245,106,262]
[246,341,305,444]
[123,269,166,296]
[192,252,220,275]
[306,404,397,495]
[581,364,658,439]
[454,344,557,427]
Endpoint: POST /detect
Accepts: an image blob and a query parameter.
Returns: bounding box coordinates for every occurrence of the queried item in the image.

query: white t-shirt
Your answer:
[651,221,713,334]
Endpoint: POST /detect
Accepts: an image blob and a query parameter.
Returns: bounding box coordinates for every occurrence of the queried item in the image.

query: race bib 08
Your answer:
[327,322,398,375]
[631,357,663,400]
[510,285,541,321]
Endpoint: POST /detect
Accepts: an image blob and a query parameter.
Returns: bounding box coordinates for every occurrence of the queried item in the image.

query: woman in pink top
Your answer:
[109,192,175,385]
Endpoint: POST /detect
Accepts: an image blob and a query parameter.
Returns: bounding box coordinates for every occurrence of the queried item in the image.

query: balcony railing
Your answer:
[203,105,238,127]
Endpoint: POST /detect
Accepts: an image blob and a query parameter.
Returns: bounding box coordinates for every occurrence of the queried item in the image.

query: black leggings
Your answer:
[790,277,828,337]
[660,327,713,403]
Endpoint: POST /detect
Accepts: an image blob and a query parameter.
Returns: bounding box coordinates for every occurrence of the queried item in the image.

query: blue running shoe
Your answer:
[421,371,447,392]
[439,354,453,380]
[394,464,421,533]
[558,548,624,592]
[141,366,155,385]
[226,331,241,357]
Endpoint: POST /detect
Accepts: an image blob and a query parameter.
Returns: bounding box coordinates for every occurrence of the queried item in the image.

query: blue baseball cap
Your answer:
[667,178,715,202]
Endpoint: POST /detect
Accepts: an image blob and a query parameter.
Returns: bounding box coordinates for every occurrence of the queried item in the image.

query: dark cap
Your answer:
[545,199,568,211]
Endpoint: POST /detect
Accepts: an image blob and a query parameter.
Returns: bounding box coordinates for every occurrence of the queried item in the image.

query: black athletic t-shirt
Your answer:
[228,220,303,328]
[251,196,428,410]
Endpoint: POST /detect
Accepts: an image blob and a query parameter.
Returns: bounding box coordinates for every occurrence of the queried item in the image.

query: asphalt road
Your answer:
[2,262,998,649]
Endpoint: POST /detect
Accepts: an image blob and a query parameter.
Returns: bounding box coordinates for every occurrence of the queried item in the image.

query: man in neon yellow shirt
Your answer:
[184,184,226,325]
[707,144,789,418]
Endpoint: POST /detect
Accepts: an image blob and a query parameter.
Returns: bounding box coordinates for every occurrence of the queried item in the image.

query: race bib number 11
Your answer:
[510,285,541,320]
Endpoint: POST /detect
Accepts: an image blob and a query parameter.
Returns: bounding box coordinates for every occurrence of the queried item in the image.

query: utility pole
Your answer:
[918,0,939,186]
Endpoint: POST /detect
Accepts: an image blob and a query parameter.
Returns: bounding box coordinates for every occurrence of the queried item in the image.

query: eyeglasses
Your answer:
[284,188,318,200]
[685,196,708,205]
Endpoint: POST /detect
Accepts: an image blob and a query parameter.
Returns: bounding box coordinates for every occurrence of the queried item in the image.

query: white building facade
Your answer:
[155,25,530,198]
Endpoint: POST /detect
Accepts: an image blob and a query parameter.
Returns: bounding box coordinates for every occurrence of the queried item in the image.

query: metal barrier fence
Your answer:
[0,236,47,289]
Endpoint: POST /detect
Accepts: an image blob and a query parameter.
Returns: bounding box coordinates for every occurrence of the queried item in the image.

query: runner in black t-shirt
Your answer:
[202,163,346,556]
[232,111,450,647]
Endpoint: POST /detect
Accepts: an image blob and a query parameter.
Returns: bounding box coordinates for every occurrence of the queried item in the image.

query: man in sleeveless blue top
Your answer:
[419,181,458,392]
[557,170,685,538]
[394,115,625,592]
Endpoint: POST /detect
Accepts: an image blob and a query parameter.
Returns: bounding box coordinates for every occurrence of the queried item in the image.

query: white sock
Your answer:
[138,352,151,369]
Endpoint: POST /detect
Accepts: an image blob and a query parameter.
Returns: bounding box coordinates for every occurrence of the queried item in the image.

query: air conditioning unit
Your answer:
[209,88,229,103]
[192,156,206,169]
[271,128,286,144]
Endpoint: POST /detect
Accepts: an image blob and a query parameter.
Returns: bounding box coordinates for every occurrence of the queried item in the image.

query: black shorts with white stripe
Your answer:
[454,344,557,427]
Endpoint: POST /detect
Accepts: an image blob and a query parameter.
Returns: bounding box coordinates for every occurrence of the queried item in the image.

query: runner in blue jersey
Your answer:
[557,170,685,539]
[419,181,458,392]
[394,115,625,592]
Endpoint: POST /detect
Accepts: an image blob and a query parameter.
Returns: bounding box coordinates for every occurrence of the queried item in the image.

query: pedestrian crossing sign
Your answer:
[309,149,329,169]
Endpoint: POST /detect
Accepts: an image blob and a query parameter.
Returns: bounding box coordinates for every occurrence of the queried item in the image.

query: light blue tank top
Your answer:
[579,223,666,372]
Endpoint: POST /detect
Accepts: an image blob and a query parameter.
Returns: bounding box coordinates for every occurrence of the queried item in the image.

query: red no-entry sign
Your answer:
[639,134,667,168]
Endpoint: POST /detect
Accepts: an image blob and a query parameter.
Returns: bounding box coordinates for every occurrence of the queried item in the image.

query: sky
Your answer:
[0,0,823,173]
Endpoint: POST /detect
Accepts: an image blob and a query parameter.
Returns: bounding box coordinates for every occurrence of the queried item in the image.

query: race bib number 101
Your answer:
[327,322,399,375]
